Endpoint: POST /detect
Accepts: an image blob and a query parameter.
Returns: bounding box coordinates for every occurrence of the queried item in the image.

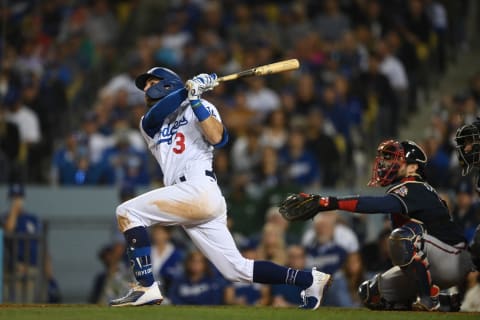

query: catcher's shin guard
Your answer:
[358,274,411,311]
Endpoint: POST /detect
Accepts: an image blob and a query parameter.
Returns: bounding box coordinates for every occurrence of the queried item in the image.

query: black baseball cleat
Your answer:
[110,282,163,307]
[412,285,440,311]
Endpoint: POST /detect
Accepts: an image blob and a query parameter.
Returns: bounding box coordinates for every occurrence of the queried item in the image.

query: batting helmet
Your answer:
[135,67,184,100]
[455,122,480,175]
[368,140,427,187]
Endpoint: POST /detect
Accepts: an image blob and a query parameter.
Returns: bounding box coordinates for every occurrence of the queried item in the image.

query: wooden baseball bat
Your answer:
[217,59,300,83]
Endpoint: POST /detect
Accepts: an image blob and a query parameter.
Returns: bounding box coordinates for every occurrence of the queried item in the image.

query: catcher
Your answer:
[280,139,475,311]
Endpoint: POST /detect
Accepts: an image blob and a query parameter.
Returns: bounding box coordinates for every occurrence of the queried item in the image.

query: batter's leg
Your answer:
[183,214,332,310]
[111,183,219,307]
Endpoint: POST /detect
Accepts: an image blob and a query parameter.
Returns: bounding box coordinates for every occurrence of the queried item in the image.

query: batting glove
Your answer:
[186,73,218,101]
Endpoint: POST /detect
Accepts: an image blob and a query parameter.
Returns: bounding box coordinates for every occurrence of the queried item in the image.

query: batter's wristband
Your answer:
[190,99,210,122]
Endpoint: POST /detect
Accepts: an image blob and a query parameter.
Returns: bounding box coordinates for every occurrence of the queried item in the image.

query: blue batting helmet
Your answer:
[135,67,184,100]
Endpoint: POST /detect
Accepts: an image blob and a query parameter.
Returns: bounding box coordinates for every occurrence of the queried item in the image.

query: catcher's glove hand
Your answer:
[279,193,339,221]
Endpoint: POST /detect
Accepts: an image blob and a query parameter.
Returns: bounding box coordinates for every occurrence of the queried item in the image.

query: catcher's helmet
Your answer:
[368,140,427,187]
[135,67,184,100]
[455,122,480,175]
[401,140,427,167]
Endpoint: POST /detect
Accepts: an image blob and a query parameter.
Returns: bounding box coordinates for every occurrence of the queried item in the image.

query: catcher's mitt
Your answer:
[279,193,321,221]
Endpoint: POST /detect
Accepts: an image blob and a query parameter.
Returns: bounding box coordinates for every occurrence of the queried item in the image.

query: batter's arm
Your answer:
[197,115,228,146]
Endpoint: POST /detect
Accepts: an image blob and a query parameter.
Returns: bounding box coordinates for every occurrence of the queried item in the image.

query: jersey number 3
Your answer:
[173,132,186,154]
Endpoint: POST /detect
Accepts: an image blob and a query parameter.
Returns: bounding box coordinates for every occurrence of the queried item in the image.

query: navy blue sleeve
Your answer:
[213,126,229,149]
[141,88,187,138]
[338,195,406,214]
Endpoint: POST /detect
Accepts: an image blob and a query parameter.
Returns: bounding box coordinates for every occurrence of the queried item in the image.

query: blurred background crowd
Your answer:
[1,0,480,309]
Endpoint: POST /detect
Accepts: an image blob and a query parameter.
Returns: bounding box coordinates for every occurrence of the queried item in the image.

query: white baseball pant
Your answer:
[115,175,254,282]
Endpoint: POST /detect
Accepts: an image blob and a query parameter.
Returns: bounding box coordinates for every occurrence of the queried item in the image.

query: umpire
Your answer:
[280,139,475,311]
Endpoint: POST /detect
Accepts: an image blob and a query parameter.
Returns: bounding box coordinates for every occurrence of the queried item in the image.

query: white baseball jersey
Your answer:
[139,99,221,186]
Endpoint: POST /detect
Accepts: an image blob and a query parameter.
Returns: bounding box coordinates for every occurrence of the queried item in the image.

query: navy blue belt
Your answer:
[179,170,216,182]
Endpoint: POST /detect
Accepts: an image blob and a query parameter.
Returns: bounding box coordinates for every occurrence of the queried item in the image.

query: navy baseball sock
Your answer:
[253,261,313,289]
[124,226,154,287]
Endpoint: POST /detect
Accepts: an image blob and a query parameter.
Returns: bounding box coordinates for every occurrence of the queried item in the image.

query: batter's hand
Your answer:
[186,73,218,100]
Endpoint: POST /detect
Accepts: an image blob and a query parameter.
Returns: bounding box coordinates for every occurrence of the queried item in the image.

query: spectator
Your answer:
[222,91,257,137]
[260,110,288,150]
[304,213,351,307]
[168,250,234,305]
[361,229,393,275]
[314,0,350,43]
[54,146,106,185]
[279,128,321,189]
[4,85,41,145]
[423,134,451,188]
[0,103,21,182]
[451,179,480,241]
[470,72,480,107]
[271,245,307,307]
[305,109,341,187]
[89,241,131,305]
[150,225,184,294]
[257,223,287,265]
[78,112,113,164]
[231,125,263,173]
[245,77,280,120]
[376,40,409,123]
[461,272,480,311]
[343,252,367,306]
[304,213,348,274]
[2,184,41,303]
[231,241,270,306]
[354,0,391,40]
[225,175,261,236]
[294,74,320,115]
[100,132,150,186]
[353,52,398,144]
[247,147,282,198]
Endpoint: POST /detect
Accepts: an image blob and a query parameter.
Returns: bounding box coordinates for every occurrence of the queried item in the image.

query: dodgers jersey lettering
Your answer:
[140,99,221,186]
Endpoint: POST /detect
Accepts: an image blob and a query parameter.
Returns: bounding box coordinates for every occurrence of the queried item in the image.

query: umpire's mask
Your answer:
[455,123,480,176]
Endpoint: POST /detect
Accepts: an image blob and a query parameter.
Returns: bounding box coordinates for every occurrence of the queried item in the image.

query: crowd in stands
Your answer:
[1,0,479,309]
[0,0,471,190]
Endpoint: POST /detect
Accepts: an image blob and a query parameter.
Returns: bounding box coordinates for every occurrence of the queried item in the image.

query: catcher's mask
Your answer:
[455,123,480,175]
[368,140,427,187]
[368,140,406,187]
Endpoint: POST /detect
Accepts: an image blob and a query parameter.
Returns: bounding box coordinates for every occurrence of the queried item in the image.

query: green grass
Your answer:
[0,305,479,320]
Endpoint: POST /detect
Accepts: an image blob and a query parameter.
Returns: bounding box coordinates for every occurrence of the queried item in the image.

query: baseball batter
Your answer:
[280,140,475,311]
[110,67,331,308]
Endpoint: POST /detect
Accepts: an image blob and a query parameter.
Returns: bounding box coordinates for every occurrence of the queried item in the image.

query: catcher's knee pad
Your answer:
[358,274,412,311]
[388,221,425,267]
